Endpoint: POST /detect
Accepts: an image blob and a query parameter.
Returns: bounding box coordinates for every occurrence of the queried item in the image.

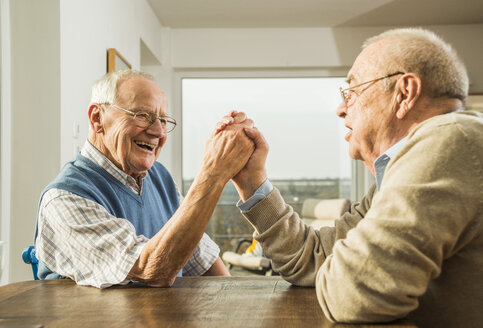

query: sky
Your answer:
[181,77,351,180]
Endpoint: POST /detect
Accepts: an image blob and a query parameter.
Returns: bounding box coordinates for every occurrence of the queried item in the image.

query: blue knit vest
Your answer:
[36,154,181,279]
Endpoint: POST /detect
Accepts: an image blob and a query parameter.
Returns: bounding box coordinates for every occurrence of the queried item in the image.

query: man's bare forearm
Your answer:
[129,126,254,286]
[128,171,226,286]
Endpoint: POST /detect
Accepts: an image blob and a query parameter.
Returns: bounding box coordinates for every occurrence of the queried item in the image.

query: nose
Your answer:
[336,101,347,119]
[146,118,166,136]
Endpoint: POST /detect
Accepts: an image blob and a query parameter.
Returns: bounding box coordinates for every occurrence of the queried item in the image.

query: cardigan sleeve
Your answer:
[241,184,376,286]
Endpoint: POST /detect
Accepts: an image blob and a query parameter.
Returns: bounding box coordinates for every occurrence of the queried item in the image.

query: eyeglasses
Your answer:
[339,72,404,107]
[106,104,177,133]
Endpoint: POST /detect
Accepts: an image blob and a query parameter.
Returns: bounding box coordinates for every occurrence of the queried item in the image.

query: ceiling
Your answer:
[147,0,483,28]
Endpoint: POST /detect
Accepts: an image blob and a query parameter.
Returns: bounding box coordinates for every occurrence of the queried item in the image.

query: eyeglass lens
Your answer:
[133,112,176,132]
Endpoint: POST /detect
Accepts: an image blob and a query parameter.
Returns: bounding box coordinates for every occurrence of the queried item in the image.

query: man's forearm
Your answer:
[128,172,226,286]
[129,125,254,286]
[241,187,373,287]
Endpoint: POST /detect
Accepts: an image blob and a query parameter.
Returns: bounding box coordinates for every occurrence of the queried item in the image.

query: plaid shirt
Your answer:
[36,141,219,288]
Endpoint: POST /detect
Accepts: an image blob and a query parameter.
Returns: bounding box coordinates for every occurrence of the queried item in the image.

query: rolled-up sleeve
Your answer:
[176,189,220,276]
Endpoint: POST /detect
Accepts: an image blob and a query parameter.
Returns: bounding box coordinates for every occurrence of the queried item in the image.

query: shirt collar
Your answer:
[371,109,464,190]
[80,141,145,194]
[373,137,407,190]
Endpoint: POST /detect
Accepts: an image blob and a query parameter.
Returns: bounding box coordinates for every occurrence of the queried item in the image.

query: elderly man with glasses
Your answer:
[35,70,255,288]
[221,28,483,327]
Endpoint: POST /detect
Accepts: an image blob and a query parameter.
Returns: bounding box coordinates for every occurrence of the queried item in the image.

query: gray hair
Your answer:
[363,28,469,101]
[90,69,154,104]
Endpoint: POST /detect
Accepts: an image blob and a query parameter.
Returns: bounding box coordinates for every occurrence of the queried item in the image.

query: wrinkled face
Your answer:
[336,43,398,166]
[100,77,168,179]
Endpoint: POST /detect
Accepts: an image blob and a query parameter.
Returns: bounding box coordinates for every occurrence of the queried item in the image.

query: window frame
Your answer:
[172,68,373,202]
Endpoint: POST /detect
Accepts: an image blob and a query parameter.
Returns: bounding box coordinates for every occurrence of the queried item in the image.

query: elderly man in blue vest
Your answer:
[35,70,254,288]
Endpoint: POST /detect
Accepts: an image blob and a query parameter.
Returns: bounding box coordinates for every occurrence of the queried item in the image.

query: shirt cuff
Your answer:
[237,179,273,212]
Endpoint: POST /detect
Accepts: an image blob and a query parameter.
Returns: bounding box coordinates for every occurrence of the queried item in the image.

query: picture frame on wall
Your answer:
[107,48,131,73]
[466,94,483,112]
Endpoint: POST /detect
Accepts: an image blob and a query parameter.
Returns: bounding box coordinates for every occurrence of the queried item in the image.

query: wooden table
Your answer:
[0,276,415,328]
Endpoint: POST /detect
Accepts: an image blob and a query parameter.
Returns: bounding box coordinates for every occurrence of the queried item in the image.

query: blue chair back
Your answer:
[22,246,39,280]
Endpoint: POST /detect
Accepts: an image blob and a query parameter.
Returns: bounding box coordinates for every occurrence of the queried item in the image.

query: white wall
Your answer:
[170,25,483,92]
[5,0,61,283]
[0,0,12,286]
[60,0,163,167]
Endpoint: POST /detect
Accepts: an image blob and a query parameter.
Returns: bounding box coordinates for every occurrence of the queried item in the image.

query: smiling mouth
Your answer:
[134,140,156,151]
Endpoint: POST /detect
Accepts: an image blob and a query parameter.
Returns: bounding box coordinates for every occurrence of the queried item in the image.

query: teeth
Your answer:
[134,141,156,150]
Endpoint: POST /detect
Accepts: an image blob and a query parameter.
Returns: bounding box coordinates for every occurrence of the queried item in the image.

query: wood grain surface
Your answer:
[0,277,416,328]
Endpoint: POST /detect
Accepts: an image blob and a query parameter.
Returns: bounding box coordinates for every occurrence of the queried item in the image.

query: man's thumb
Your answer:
[243,127,259,140]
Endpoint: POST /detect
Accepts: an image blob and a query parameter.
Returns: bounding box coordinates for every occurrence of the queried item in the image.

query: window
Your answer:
[182,77,350,251]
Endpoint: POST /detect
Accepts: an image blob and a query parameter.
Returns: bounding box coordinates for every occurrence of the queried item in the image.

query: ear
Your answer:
[88,103,104,134]
[395,73,422,119]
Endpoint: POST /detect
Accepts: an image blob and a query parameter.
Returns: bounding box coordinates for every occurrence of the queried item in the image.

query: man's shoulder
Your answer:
[42,156,118,202]
[53,156,110,186]
[150,160,167,171]
[417,110,482,130]
[391,110,483,179]
[146,161,178,190]
[42,187,74,201]
[388,111,482,177]
[410,110,483,143]
[149,161,172,178]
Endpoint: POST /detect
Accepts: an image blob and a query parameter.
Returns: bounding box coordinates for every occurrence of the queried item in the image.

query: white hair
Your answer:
[90,69,154,104]
[363,28,469,101]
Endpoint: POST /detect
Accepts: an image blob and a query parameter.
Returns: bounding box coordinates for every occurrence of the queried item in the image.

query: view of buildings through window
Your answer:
[182,77,351,252]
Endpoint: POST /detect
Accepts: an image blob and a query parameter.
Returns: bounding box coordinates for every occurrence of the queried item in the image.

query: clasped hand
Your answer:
[212,111,269,202]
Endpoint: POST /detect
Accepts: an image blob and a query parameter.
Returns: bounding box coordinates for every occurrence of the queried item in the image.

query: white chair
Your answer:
[222,238,273,275]
[301,198,351,229]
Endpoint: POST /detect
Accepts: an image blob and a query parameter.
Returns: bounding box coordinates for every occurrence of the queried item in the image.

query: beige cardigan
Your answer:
[242,111,483,328]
